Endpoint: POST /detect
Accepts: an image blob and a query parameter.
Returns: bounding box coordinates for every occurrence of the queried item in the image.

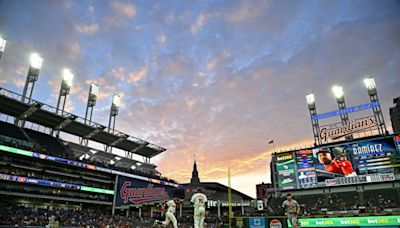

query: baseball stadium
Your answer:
[1,1,400,228]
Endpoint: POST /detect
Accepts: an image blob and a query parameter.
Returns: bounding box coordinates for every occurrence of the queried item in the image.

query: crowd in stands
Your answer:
[0,205,226,227]
[269,189,400,216]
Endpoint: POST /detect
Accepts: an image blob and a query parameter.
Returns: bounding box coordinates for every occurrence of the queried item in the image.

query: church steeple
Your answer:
[190,160,200,184]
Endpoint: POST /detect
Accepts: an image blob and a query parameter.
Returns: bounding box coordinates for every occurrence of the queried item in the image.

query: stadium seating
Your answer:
[0,120,178,184]
[24,128,68,158]
[0,121,29,141]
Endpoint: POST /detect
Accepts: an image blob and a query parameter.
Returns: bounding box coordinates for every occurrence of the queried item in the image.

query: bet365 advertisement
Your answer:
[275,152,297,190]
[275,136,399,190]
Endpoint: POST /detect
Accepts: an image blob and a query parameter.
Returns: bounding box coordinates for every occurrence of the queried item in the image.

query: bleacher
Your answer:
[0,121,29,141]
[24,128,68,158]
[0,120,177,184]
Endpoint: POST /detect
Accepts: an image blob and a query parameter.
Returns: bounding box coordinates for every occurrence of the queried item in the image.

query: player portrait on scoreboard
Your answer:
[312,146,357,181]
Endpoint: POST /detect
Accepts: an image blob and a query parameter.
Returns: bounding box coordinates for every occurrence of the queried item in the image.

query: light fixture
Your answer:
[364,77,376,90]
[332,85,344,99]
[62,69,74,88]
[29,53,43,70]
[112,94,121,107]
[90,83,99,96]
[0,36,6,52]
[306,93,315,105]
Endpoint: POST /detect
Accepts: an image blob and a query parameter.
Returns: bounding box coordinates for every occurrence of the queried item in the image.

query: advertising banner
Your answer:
[115,175,175,207]
[248,217,265,228]
[275,152,297,190]
[288,215,400,227]
[295,150,317,189]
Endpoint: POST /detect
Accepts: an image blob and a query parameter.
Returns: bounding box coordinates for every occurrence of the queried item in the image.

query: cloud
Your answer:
[75,23,99,35]
[158,34,167,44]
[109,67,126,81]
[128,67,148,84]
[225,1,268,23]
[71,42,80,57]
[111,1,137,19]
[1,0,400,198]
[191,13,209,34]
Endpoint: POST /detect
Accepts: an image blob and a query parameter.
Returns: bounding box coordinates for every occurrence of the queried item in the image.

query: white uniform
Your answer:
[161,200,178,228]
[191,193,207,228]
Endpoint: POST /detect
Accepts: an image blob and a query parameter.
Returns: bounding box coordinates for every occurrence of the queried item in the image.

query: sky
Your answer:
[0,0,399,198]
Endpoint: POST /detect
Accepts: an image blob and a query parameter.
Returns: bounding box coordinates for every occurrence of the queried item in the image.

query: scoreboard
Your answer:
[274,135,399,190]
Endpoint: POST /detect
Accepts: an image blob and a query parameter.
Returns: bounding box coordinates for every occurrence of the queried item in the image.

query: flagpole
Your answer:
[228,167,232,228]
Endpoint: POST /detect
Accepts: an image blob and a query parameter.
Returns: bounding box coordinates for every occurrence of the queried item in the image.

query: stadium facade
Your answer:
[0,86,181,225]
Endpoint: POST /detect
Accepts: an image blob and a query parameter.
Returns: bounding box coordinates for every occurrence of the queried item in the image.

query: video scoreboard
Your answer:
[274,135,399,190]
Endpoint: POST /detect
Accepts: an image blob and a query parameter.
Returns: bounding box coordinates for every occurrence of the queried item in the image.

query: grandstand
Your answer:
[0,86,179,227]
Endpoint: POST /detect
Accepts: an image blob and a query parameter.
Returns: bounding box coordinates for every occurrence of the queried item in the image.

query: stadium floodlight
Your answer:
[306,93,315,105]
[332,85,349,126]
[90,83,99,96]
[364,77,376,90]
[112,94,121,107]
[83,83,99,127]
[62,68,74,88]
[29,53,43,70]
[363,76,386,134]
[332,85,344,99]
[106,93,121,151]
[56,69,74,116]
[0,36,6,59]
[21,53,44,105]
[305,93,321,145]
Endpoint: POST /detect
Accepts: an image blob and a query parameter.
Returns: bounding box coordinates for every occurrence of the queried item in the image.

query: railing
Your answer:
[0,86,166,153]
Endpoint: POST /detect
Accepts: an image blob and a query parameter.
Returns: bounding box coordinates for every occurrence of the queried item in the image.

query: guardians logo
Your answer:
[120,181,169,204]
[319,117,378,143]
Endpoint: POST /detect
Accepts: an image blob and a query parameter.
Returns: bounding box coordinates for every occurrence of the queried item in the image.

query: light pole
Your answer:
[80,83,99,146]
[332,85,349,126]
[85,83,99,125]
[22,53,43,103]
[108,94,120,133]
[0,36,6,61]
[56,69,74,115]
[364,77,387,135]
[105,94,120,152]
[306,93,321,146]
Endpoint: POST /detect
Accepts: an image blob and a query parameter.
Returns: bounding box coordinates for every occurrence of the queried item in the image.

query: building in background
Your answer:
[181,160,254,217]
[390,97,400,134]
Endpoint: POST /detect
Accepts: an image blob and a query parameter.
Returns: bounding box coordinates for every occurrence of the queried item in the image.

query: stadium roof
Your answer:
[0,87,166,158]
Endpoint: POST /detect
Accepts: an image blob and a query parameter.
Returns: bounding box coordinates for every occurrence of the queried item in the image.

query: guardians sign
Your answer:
[115,175,175,207]
[319,117,378,143]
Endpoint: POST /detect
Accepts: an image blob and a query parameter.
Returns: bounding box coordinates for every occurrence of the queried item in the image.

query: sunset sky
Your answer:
[0,0,399,198]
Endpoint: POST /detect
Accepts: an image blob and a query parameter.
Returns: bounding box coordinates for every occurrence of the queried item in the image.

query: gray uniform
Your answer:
[282,199,300,227]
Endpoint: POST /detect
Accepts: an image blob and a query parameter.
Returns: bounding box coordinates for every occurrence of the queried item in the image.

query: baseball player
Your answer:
[153,198,179,228]
[282,193,301,228]
[191,188,208,228]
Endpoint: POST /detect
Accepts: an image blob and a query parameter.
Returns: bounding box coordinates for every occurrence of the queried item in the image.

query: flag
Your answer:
[268,140,274,144]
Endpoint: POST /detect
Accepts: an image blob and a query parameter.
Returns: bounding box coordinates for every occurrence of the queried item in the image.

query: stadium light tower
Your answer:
[56,69,74,115]
[306,93,321,145]
[108,94,120,133]
[84,83,99,125]
[21,53,43,103]
[364,77,387,134]
[0,36,6,61]
[105,94,121,153]
[332,85,349,125]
